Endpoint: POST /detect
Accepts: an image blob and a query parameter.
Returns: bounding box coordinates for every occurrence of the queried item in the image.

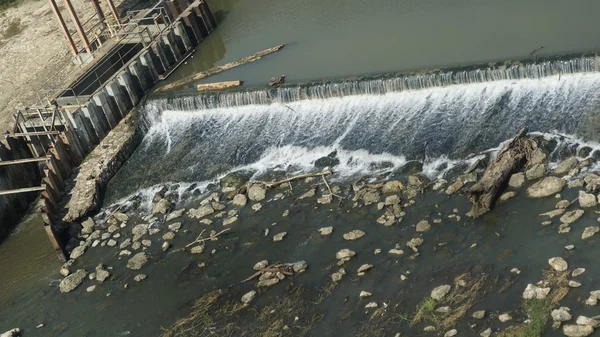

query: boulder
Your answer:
[563,325,594,337]
[582,226,600,240]
[59,269,87,293]
[572,268,586,277]
[480,328,492,337]
[168,222,182,232]
[472,310,486,319]
[551,307,572,322]
[134,274,147,282]
[152,199,172,215]
[132,224,148,237]
[81,217,95,234]
[527,177,566,198]
[554,157,579,174]
[273,232,287,242]
[223,217,238,226]
[444,329,458,337]
[343,230,366,240]
[95,266,110,282]
[416,220,431,233]
[508,173,525,188]
[299,189,316,200]
[357,264,373,274]
[232,194,247,207]
[254,260,269,271]
[187,205,215,219]
[314,151,340,168]
[257,278,279,287]
[336,249,356,260]
[162,232,176,240]
[127,252,148,270]
[241,290,257,304]
[499,191,517,202]
[499,313,512,322]
[385,195,401,205]
[248,184,266,201]
[431,285,451,300]
[556,200,571,209]
[548,257,568,272]
[190,245,204,254]
[166,209,185,222]
[220,171,251,190]
[70,245,86,260]
[560,210,584,225]
[529,148,548,166]
[579,191,598,208]
[359,291,372,298]
[526,164,546,180]
[445,179,464,195]
[292,261,308,273]
[1,329,21,337]
[382,180,404,193]
[318,227,333,236]
[362,189,381,205]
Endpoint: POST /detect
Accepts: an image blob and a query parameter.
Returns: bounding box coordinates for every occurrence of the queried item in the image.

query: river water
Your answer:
[2,0,600,336]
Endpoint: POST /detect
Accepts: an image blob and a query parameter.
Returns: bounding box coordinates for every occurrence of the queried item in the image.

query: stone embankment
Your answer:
[63,111,146,223]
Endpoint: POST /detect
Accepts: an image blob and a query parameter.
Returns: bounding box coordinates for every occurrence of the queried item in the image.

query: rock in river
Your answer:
[152,199,172,215]
[1,329,21,337]
[508,173,525,188]
[232,194,247,207]
[579,191,598,207]
[59,269,87,293]
[431,285,451,301]
[551,307,572,322]
[70,245,86,260]
[527,177,565,198]
[127,252,149,270]
[343,230,365,240]
[563,325,594,337]
[273,232,287,242]
[241,290,256,304]
[248,184,266,201]
[548,257,568,272]
[336,249,356,260]
[560,210,584,225]
[319,227,333,236]
[554,157,579,175]
[582,226,600,240]
[416,220,431,232]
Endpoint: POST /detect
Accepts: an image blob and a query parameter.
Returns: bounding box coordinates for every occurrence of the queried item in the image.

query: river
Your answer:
[2,0,600,336]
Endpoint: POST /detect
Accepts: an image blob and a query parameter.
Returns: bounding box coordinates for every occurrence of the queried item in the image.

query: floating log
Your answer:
[157,44,286,92]
[465,128,536,218]
[269,75,285,86]
[197,80,243,92]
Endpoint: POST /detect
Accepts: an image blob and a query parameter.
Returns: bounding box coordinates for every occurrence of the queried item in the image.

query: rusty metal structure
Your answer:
[0,0,218,260]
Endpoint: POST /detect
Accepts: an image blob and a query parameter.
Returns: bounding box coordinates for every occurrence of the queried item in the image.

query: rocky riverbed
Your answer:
[4,133,600,336]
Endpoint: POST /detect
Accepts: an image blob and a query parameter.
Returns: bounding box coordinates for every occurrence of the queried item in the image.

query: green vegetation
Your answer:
[412,297,437,325]
[498,299,552,337]
[162,286,326,337]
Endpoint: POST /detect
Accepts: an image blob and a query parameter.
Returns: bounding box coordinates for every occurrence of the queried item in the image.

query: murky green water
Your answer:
[2,0,600,335]
[162,0,600,92]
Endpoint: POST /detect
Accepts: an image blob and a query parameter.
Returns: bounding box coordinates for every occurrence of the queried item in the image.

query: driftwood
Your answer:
[157,44,286,92]
[184,228,231,250]
[466,128,536,218]
[269,75,285,86]
[197,80,243,92]
[258,170,332,189]
[241,263,294,283]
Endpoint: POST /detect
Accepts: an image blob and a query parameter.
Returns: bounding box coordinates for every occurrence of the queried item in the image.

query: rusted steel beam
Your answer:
[89,0,106,27]
[40,209,67,262]
[105,0,121,25]
[47,0,78,55]
[63,0,92,53]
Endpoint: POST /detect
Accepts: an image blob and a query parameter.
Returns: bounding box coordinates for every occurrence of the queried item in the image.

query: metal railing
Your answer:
[34,1,173,107]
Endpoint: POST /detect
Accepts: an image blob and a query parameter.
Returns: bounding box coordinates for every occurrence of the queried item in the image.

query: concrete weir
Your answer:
[0,0,217,260]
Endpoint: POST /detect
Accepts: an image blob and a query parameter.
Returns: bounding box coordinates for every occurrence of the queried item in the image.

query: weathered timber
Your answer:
[465,128,536,218]
[0,157,49,166]
[197,80,243,91]
[0,186,46,196]
[157,44,286,92]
